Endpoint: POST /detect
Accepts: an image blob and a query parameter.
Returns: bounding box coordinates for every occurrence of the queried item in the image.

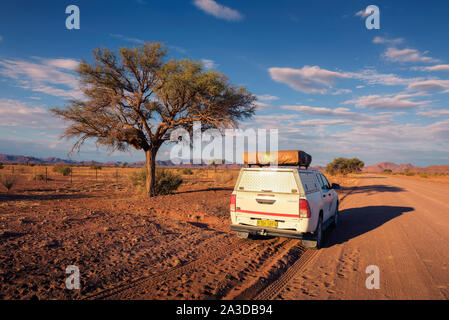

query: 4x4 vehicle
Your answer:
[230,151,340,249]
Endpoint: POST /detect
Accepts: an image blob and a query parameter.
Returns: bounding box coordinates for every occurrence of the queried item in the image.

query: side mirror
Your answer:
[331,183,340,190]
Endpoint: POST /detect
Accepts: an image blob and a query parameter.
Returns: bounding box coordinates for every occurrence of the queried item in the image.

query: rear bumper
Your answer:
[231,224,313,240]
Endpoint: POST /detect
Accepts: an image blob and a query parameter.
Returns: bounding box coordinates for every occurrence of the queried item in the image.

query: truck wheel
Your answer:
[302,215,323,250]
[331,205,339,228]
[237,231,249,239]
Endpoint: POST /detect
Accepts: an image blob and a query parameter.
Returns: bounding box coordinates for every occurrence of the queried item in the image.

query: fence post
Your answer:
[45,167,48,183]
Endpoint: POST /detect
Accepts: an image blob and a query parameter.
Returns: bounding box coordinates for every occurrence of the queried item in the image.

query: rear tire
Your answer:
[302,215,323,250]
[331,203,339,228]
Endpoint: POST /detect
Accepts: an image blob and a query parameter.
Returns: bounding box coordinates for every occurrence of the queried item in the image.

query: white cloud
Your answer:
[344,93,429,110]
[0,58,82,99]
[383,47,440,63]
[332,88,352,95]
[355,10,370,18]
[193,0,243,21]
[373,36,404,45]
[268,65,423,94]
[282,105,358,117]
[417,109,449,118]
[268,65,349,94]
[201,59,218,69]
[0,99,63,129]
[254,101,271,108]
[412,64,449,72]
[281,105,393,126]
[347,69,423,86]
[43,58,79,70]
[256,94,279,101]
[110,33,145,44]
[408,79,449,92]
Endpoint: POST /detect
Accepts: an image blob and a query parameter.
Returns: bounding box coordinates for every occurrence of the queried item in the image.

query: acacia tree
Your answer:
[51,42,256,196]
[325,157,365,175]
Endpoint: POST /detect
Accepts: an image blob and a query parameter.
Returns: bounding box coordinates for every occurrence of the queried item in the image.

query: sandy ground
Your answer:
[277,174,449,300]
[1,172,448,300]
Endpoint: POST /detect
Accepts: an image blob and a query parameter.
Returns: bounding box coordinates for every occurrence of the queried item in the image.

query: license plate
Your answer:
[257,220,278,228]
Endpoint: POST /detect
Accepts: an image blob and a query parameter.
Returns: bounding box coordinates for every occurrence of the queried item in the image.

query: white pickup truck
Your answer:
[230,167,340,249]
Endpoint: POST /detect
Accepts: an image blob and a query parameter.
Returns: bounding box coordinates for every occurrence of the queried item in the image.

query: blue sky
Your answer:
[0,0,448,166]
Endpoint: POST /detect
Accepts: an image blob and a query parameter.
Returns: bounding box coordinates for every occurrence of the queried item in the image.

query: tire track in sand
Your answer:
[84,235,272,299]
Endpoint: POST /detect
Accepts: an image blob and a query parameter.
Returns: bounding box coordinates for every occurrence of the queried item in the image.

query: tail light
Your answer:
[299,199,311,218]
[230,194,236,211]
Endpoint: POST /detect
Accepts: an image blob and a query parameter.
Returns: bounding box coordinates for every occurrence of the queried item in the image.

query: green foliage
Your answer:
[53,164,72,176]
[326,158,365,175]
[0,174,18,191]
[383,169,393,174]
[90,164,102,170]
[121,162,128,168]
[181,168,193,175]
[50,42,255,197]
[0,162,3,170]
[129,168,183,195]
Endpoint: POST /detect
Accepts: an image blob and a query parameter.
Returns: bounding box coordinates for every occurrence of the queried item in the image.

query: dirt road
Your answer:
[277,174,449,300]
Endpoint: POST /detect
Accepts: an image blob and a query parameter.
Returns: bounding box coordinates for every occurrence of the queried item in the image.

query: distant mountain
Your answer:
[2,154,447,172]
[0,154,243,169]
[362,162,449,173]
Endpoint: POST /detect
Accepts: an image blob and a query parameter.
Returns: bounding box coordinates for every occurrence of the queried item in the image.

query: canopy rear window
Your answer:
[237,170,298,193]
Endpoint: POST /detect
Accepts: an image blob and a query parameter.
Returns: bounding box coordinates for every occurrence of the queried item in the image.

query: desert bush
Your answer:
[90,164,102,170]
[419,173,428,178]
[181,168,193,175]
[53,164,72,176]
[0,174,18,191]
[326,158,364,175]
[402,168,415,176]
[129,168,183,195]
[383,169,393,174]
[0,162,3,169]
[121,162,127,168]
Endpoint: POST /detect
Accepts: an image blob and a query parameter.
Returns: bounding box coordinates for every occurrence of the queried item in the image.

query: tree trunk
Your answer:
[145,149,157,197]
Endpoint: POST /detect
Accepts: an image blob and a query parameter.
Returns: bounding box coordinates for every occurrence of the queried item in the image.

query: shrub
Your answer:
[325,158,364,175]
[90,164,102,170]
[0,162,3,169]
[121,162,127,168]
[0,174,18,191]
[419,173,428,178]
[181,168,193,175]
[403,168,415,176]
[129,168,183,195]
[383,169,393,174]
[53,164,72,176]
